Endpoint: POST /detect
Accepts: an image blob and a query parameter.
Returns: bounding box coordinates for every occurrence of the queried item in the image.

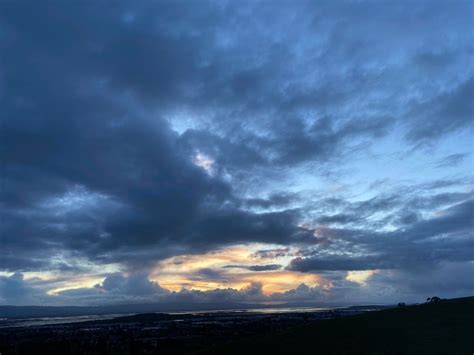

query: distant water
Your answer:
[170,306,339,315]
[0,313,130,328]
[0,306,342,328]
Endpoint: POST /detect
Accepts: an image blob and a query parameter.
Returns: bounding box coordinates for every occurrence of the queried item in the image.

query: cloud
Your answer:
[188,268,227,281]
[0,273,46,305]
[244,193,298,209]
[97,273,168,296]
[0,0,472,306]
[252,248,291,259]
[406,77,474,144]
[288,199,474,272]
[435,153,470,168]
[288,256,390,272]
[269,283,328,302]
[223,264,283,272]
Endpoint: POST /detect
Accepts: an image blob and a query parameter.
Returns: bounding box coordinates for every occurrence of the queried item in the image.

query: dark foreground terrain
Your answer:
[0,297,472,354]
[210,296,474,355]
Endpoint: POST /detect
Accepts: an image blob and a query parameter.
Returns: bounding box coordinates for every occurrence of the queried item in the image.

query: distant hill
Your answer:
[206,296,474,354]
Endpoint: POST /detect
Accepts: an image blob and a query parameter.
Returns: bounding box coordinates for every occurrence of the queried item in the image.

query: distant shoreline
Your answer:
[0,304,390,328]
[0,301,390,320]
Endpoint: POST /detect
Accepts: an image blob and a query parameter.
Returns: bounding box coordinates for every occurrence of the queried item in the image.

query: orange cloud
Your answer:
[151,244,321,294]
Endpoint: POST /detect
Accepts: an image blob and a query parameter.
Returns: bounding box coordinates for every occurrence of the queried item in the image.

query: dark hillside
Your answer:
[207,297,474,355]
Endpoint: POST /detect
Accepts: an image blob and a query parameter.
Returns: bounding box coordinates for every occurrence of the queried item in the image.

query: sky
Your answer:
[0,0,473,307]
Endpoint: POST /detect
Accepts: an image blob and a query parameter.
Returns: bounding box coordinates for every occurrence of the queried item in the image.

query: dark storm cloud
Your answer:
[186,209,316,247]
[289,256,395,272]
[0,273,46,305]
[406,77,474,144]
[181,115,395,169]
[0,0,325,270]
[313,186,472,228]
[371,262,474,298]
[288,199,474,272]
[97,272,168,296]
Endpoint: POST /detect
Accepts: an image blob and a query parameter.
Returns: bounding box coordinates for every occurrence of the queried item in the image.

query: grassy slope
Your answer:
[206,296,474,355]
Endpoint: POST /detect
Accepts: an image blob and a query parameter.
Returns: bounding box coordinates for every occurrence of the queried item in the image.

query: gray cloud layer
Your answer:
[0,0,473,304]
